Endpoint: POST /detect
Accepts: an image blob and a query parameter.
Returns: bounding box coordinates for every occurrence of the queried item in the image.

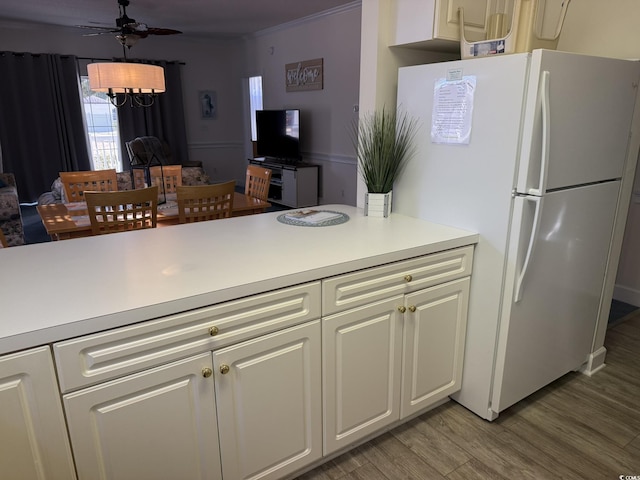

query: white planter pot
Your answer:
[364,191,392,217]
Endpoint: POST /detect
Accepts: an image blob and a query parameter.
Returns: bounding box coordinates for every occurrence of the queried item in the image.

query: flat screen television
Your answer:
[255,109,301,161]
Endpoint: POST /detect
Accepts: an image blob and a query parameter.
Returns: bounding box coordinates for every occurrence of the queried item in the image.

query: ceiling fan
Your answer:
[78,0,182,49]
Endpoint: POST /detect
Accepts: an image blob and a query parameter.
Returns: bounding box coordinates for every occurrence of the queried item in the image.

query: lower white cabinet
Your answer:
[63,352,222,480]
[0,346,76,480]
[401,277,470,418]
[213,320,322,480]
[322,296,403,454]
[62,321,323,480]
[323,272,471,454]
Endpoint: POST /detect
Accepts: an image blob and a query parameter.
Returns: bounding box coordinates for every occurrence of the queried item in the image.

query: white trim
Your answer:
[302,151,356,166]
[251,1,362,38]
[188,142,244,150]
[579,347,607,376]
[613,284,640,307]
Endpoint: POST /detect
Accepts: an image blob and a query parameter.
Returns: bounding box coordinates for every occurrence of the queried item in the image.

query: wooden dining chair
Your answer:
[176,181,235,224]
[0,229,8,248]
[245,165,272,201]
[60,169,118,203]
[132,165,183,193]
[151,165,182,195]
[84,186,159,235]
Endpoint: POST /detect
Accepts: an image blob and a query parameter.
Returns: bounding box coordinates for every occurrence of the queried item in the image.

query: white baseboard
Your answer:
[613,284,640,307]
[579,346,607,377]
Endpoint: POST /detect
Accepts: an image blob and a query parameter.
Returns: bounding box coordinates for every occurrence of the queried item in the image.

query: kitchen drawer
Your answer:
[322,246,473,316]
[54,282,320,393]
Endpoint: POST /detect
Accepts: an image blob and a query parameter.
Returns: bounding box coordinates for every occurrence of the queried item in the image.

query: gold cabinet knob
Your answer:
[209,326,219,336]
[408,305,416,313]
[404,275,413,282]
[220,364,230,375]
[202,367,213,378]
[398,306,407,313]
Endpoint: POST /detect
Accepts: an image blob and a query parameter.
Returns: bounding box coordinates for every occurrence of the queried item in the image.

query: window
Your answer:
[80,77,123,172]
[249,76,263,141]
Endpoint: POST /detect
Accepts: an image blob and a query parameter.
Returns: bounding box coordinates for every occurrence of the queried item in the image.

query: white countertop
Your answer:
[0,205,478,355]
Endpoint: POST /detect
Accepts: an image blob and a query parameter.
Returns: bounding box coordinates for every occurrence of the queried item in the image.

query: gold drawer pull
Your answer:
[398,306,407,313]
[408,305,416,313]
[404,275,413,282]
[220,364,230,375]
[209,326,219,336]
[202,367,213,378]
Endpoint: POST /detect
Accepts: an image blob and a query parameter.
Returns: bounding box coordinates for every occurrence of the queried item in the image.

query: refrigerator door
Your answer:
[491,181,621,414]
[516,50,639,194]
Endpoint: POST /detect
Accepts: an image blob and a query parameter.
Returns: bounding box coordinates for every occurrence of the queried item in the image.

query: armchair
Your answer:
[0,173,25,246]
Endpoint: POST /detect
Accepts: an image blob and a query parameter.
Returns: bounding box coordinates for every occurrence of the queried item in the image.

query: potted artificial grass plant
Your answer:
[355,107,418,217]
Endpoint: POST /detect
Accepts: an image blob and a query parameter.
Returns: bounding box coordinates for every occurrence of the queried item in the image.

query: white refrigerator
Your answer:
[394,50,640,420]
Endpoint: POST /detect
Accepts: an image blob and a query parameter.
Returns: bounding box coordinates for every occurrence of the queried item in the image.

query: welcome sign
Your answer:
[285,58,323,92]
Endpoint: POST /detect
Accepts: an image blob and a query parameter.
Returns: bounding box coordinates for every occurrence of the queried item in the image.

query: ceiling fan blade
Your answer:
[76,24,118,31]
[79,27,121,37]
[80,0,182,45]
[146,27,182,35]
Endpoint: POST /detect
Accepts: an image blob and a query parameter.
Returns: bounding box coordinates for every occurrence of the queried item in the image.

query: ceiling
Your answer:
[0,0,359,38]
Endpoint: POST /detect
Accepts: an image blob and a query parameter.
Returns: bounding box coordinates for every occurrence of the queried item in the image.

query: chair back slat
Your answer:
[245,165,272,201]
[60,170,118,203]
[85,186,159,235]
[151,165,182,194]
[177,181,235,224]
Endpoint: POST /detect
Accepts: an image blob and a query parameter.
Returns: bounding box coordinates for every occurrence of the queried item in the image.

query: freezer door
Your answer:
[492,181,620,414]
[516,50,640,193]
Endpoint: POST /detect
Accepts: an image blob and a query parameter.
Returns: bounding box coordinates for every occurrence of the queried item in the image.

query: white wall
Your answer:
[356,0,461,208]
[0,20,248,185]
[243,4,362,205]
[557,0,640,308]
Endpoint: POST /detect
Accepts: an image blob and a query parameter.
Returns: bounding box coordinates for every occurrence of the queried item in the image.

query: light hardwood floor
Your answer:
[296,312,640,480]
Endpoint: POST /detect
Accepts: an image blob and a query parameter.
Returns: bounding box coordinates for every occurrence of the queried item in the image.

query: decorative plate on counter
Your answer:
[277,209,349,227]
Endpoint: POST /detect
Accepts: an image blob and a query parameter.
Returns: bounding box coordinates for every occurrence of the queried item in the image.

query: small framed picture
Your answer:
[199,90,217,119]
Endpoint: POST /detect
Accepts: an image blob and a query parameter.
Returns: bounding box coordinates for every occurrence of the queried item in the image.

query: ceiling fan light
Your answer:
[116,33,142,47]
[87,62,165,95]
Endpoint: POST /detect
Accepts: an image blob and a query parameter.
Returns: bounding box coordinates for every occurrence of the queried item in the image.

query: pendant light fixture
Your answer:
[87,61,165,107]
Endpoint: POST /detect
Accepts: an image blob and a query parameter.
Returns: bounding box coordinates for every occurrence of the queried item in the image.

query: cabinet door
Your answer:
[214,321,322,480]
[64,353,221,480]
[293,167,318,207]
[323,296,403,455]
[401,277,470,418]
[393,0,493,46]
[0,346,76,480]
[281,168,297,207]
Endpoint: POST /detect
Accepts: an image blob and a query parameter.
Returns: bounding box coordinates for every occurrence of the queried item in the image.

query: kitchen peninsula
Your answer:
[0,205,477,480]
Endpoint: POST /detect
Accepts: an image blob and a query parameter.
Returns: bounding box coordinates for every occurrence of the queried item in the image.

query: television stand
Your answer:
[250,158,318,208]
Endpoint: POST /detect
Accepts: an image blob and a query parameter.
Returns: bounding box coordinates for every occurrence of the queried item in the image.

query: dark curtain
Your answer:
[0,52,91,202]
[117,60,189,167]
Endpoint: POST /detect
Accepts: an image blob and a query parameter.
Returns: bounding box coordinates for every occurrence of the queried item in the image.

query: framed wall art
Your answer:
[285,58,323,92]
[199,90,217,119]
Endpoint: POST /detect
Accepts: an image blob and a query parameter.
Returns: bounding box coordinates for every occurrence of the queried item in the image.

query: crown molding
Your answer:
[250,1,361,38]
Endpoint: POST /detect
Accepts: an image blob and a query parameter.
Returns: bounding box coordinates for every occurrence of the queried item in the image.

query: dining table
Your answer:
[36,192,272,241]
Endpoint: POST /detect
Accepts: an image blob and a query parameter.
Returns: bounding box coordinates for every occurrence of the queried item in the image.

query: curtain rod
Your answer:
[1,52,184,65]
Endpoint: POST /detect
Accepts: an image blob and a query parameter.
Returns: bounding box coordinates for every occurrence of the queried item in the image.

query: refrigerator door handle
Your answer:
[528,71,551,196]
[514,195,544,303]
